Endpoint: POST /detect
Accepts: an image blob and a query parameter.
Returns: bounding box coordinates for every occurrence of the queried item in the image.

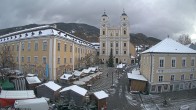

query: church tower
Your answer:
[99,10,135,64]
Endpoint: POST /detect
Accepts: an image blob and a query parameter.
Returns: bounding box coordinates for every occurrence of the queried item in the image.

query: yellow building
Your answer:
[0,25,96,80]
[140,38,196,93]
[99,11,136,64]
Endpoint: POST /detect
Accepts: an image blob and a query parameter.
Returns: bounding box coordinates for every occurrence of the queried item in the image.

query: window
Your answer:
[78,48,80,53]
[27,42,31,51]
[171,75,175,81]
[158,76,163,82]
[12,45,14,51]
[39,31,42,35]
[70,58,72,63]
[16,56,18,62]
[21,42,24,51]
[64,58,66,64]
[102,50,105,54]
[116,43,118,47]
[182,58,186,67]
[43,57,47,64]
[110,43,113,47]
[124,51,126,54]
[70,45,72,52]
[124,43,126,47]
[58,42,60,51]
[27,56,31,63]
[75,47,77,53]
[16,45,19,51]
[124,30,126,35]
[190,74,193,79]
[171,59,176,68]
[181,74,185,80]
[116,33,118,36]
[103,43,105,47]
[191,58,195,66]
[159,59,164,68]
[151,85,156,92]
[34,56,38,63]
[42,41,47,51]
[103,31,105,35]
[21,56,24,62]
[34,41,38,51]
[64,44,67,52]
[116,50,118,54]
[58,58,60,64]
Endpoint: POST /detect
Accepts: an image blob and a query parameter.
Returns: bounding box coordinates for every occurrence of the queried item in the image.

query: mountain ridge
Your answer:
[0,23,160,45]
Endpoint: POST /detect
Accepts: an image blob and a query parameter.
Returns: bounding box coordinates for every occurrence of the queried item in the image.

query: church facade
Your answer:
[99,11,136,64]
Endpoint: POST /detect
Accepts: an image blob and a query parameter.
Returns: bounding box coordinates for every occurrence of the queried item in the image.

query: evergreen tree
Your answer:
[107,48,114,67]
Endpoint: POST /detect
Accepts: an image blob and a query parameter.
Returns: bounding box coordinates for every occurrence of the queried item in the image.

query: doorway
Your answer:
[116,58,118,64]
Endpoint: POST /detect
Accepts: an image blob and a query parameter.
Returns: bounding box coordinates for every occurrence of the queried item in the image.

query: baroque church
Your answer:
[99,11,136,64]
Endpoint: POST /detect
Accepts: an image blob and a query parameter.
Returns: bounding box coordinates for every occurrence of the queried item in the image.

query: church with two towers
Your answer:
[99,11,136,64]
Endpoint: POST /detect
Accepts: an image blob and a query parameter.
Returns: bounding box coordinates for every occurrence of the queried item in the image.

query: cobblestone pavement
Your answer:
[141,89,196,110]
[89,65,119,93]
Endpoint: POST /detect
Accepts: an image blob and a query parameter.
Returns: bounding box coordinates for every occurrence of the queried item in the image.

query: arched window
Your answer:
[124,30,126,35]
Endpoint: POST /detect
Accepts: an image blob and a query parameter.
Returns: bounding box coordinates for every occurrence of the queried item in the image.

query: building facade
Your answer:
[0,25,96,80]
[140,38,196,93]
[99,11,136,64]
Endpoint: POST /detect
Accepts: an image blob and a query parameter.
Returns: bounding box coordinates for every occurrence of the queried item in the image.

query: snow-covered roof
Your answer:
[82,68,92,73]
[131,69,140,75]
[93,90,109,99]
[0,90,35,99]
[27,73,37,77]
[60,85,87,96]
[73,81,86,85]
[0,25,95,49]
[41,81,61,91]
[88,67,97,72]
[127,73,147,81]
[26,76,41,84]
[116,63,126,68]
[80,76,92,82]
[14,98,49,110]
[60,74,73,80]
[142,38,196,54]
[73,70,83,77]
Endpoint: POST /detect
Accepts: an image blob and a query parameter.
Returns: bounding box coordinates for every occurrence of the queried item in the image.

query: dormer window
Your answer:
[20,34,22,37]
[58,31,61,35]
[11,36,12,39]
[25,33,28,37]
[7,37,9,40]
[39,31,42,35]
[15,36,17,38]
[123,18,125,20]
[32,32,34,36]
[103,18,105,21]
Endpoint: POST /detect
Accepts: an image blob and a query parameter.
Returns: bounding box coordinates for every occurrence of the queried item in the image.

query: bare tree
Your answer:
[177,34,191,45]
[0,43,16,79]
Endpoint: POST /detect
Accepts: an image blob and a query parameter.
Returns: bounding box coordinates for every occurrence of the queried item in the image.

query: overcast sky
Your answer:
[0,0,196,42]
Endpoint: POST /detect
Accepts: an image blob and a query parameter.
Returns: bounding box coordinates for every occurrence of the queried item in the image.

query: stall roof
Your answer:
[116,63,126,68]
[127,73,147,81]
[73,70,83,77]
[93,90,109,100]
[60,85,87,96]
[26,76,41,84]
[0,90,35,99]
[41,81,61,91]
[131,69,140,75]
[60,74,73,80]
[73,81,86,85]
[82,68,91,73]
[14,98,49,110]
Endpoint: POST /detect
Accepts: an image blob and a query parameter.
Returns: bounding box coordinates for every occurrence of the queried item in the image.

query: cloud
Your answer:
[0,0,196,42]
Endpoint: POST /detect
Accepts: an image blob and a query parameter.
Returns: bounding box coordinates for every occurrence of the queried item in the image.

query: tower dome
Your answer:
[102,11,108,17]
[122,9,127,16]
